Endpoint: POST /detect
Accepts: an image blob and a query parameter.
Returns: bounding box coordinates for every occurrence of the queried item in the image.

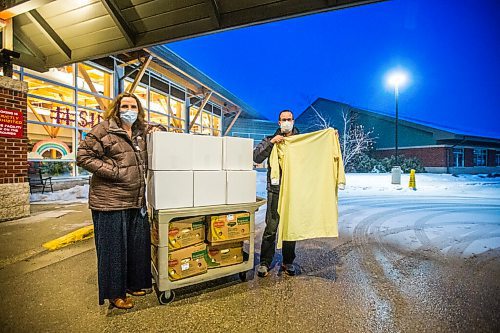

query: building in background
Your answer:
[7,46,261,178]
[296,98,500,174]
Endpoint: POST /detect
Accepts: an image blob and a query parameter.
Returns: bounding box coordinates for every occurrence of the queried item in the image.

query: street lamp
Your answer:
[386,69,408,184]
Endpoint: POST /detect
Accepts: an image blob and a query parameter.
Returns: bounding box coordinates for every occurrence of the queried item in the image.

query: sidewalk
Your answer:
[0,203,92,269]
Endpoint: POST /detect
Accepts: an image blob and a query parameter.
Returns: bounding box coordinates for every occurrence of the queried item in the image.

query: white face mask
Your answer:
[280,121,293,133]
[120,110,138,125]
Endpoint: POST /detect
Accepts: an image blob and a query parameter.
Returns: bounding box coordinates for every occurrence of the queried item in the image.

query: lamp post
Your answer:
[394,83,400,164]
[386,70,408,184]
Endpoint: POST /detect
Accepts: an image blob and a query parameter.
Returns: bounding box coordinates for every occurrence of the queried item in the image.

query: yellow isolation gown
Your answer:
[269,128,346,248]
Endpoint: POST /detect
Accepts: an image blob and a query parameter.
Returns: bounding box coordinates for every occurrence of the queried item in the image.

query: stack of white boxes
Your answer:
[147,132,256,210]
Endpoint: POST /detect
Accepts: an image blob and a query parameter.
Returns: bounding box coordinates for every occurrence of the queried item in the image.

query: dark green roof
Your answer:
[297,97,500,147]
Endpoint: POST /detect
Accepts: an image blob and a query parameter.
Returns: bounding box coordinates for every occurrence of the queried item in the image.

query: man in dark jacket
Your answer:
[253,109,299,277]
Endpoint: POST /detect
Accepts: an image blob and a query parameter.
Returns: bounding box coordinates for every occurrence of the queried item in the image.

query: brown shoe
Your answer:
[127,289,146,296]
[111,297,134,309]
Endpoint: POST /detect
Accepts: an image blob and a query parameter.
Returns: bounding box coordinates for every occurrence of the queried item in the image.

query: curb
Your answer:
[42,225,94,251]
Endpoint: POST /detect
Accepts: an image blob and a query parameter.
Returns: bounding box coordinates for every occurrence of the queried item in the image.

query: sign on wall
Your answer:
[0,109,24,138]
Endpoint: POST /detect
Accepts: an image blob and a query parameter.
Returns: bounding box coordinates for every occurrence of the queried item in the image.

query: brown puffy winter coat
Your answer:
[76,119,148,211]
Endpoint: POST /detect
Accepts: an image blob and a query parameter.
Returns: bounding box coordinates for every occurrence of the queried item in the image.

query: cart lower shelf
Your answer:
[152,259,253,304]
[151,198,265,305]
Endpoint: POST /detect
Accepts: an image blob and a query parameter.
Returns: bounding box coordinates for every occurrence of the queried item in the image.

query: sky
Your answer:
[167,0,500,138]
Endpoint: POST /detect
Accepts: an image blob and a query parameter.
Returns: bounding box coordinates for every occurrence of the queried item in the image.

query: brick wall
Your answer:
[0,76,29,222]
[373,146,448,167]
[0,93,28,184]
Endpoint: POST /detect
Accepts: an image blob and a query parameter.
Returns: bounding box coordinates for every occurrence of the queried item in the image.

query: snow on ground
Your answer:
[29,172,500,258]
[31,172,500,204]
[340,172,500,198]
[30,184,89,204]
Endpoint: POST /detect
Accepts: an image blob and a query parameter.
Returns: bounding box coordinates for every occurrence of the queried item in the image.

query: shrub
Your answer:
[349,154,425,173]
[40,161,72,176]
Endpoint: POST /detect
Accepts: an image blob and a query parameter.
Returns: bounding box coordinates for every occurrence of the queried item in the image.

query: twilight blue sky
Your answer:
[167,0,500,138]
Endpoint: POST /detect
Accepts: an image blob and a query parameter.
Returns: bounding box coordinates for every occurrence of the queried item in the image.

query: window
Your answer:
[27,123,75,162]
[25,65,74,86]
[150,90,168,114]
[77,108,104,130]
[25,75,75,103]
[453,148,464,167]
[169,98,185,132]
[77,90,109,110]
[496,151,500,167]
[213,116,221,136]
[201,111,212,135]
[189,106,202,134]
[473,148,487,166]
[124,81,148,110]
[77,63,113,98]
[27,97,77,127]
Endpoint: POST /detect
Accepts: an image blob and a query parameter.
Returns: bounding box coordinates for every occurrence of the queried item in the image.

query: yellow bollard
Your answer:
[408,169,416,190]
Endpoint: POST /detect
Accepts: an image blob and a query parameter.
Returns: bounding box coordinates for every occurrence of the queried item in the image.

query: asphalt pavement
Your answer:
[0,197,499,333]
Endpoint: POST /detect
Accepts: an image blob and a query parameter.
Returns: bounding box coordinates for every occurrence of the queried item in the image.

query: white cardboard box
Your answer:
[147,171,193,209]
[222,136,254,170]
[226,171,256,204]
[194,171,226,207]
[193,135,223,170]
[148,131,193,170]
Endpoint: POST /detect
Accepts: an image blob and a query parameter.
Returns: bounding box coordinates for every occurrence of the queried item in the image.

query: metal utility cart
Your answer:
[151,198,266,304]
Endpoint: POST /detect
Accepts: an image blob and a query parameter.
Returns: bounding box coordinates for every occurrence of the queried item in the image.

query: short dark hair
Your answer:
[278,109,294,121]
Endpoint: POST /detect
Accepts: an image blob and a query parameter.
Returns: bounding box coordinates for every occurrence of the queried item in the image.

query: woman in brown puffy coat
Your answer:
[77,92,161,309]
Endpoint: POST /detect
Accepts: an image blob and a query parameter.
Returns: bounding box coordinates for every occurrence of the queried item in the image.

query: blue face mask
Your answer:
[120,110,138,125]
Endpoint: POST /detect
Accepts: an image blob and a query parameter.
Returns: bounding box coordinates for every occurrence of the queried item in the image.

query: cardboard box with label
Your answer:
[207,212,251,243]
[206,241,244,268]
[167,242,208,281]
[167,216,205,250]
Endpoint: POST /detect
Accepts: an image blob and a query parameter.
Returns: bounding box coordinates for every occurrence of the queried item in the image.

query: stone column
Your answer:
[0,76,29,222]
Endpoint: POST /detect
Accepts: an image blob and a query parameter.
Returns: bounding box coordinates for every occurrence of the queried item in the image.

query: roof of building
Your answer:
[298,97,500,144]
[1,0,383,71]
[147,46,262,119]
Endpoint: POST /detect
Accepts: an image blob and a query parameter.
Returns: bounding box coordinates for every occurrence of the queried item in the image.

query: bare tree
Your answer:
[309,105,375,170]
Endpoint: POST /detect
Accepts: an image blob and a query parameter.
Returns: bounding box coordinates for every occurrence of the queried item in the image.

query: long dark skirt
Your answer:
[92,209,152,305]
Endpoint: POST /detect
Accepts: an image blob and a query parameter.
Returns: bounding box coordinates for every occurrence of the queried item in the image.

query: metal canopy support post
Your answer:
[127,55,152,93]
[25,10,71,59]
[223,108,242,136]
[114,58,125,95]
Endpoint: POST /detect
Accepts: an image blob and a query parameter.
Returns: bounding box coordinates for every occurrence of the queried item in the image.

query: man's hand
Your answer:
[270,135,285,144]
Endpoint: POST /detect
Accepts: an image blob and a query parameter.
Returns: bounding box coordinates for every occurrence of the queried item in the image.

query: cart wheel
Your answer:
[239,271,248,282]
[158,290,175,305]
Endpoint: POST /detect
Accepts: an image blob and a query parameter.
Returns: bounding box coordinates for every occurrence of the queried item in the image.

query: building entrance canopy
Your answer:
[1,0,382,72]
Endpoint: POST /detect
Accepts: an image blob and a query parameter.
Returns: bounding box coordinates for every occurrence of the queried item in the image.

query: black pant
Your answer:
[92,208,152,305]
[260,191,296,267]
